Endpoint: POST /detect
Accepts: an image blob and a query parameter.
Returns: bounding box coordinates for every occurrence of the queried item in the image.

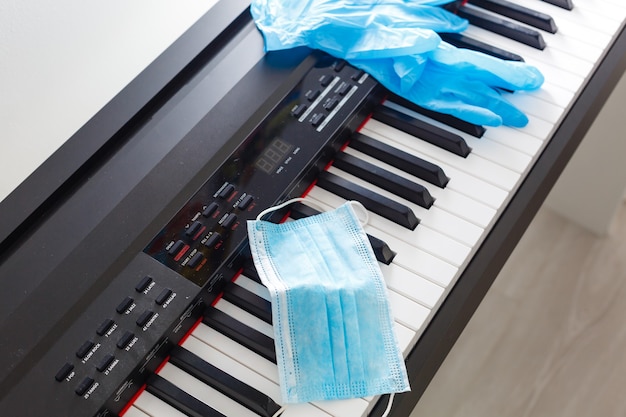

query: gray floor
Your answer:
[409,200,626,417]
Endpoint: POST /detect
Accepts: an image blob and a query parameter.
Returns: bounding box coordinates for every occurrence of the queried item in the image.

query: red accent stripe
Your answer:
[118,383,147,416]
[173,244,190,262]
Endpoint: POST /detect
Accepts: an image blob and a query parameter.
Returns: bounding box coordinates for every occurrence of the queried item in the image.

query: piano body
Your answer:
[1,1,625,416]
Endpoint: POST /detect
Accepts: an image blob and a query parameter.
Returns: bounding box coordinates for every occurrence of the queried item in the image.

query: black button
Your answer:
[116,331,135,349]
[55,363,74,382]
[155,288,172,305]
[218,184,235,199]
[324,97,339,111]
[291,103,307,118]
[204,232,221,249]
[202,202,219,217]
[334,60,347,72]
[136,310,154,327]
[76,340,94,359]
[116,296,134,314]
[336,82,351,96]
[320,74,334,86]
[306,89,321,101]
[351,69,365,81]
[96,354,115,372]
[167,240,185,256]
[75,377,95,396]
[222,213,238,229]
[185,221,203,237]
[96,318,115,336]
[187,252,204,268]
[237,195,254,210]
[311,113,326,127]
[135,276,153,292]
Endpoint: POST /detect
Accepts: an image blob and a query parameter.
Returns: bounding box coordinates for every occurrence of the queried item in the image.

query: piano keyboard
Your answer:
[117,2,626,416]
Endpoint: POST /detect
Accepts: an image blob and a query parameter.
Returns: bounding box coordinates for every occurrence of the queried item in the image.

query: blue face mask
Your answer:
[247,200,410,404]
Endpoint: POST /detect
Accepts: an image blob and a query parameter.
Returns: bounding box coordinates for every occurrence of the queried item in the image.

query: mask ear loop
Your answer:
[256,197,307,221]
[348,200,369,227]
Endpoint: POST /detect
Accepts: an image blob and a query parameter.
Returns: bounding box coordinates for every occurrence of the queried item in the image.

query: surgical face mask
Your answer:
[247,200,410,404]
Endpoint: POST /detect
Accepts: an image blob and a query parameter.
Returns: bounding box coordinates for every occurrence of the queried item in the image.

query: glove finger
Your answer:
[430,42,544,91]
[437,80,529,127]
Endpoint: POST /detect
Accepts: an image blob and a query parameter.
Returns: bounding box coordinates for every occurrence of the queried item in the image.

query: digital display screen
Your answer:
[255,138,293,174]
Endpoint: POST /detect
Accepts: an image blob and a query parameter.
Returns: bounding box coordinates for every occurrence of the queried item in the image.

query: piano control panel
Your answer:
[143,55,382,289]
[28,54,383,417]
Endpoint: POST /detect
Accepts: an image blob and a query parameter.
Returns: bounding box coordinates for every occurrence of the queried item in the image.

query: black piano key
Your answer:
[386,93,488,137]
[169,345,282,417]
[146,374,226,417]
[440,32,525,62]
[456,5,547,50]
[333,152,435,209]
[541,0,574,10]
[242,266,262,284]
[289,202,397,265]
[203,306,277,363]
[468,0,558,33]
[316,171,419,230]
[350,132,449,188]
[222,281,272,324]
[372,105,471,157]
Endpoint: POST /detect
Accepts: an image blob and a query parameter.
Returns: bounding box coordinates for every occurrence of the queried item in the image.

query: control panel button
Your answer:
[96,354,115,373]
[320,74,334,87]
[222,213,238,229]
[336,82,351,96]
[96,318,115,336]
[55,363,74,382]
[324,97,339,111]
[135,276,153,292]
[155,288,173,305]
[185,221,204,238]
[311,113,326,127]
[218,184,235,199]
[75,377,95,396]
[204,232,222,249]
[187,252,204,268]
[76,341,95,359]
[291,103,307,118]
[237,194,254,210]
[202,202,219,218]
[334,60,346,72]
[116,297,134,314]
[351,69,365,81]
[136,310,154,327]
[306,89,321,101]
[116,331,135,349]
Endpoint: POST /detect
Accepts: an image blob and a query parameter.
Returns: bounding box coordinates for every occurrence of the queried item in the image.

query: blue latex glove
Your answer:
[251,0,544,127]
[353,42,544,127]
[251,0,468,59]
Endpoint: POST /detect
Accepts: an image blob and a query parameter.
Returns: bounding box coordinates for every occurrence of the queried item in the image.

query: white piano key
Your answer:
[182,335,333,417]
[482,124,545,158]
[133,390,189,417]
[307,186,471,267]
[386,288,430,332]
[194,323,280,383]
[158,362,259,417]
[214,298,274,338]
[362,119,521,191]
[304,194,460,287]
[234,274,271,301]
[380,262,445,310]
[463,26,586,92]
[383,101,535,171]
[526,80,575,110]
[501,88,564,124]
[123,406,151,417]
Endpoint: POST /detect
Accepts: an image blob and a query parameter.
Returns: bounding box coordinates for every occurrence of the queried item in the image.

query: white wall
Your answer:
[0,0,216,202]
